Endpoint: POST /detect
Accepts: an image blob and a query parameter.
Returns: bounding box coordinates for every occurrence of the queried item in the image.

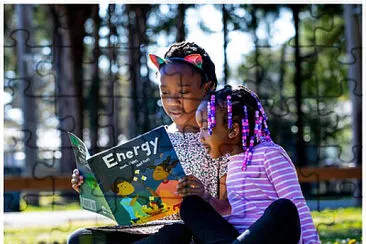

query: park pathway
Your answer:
[4,209,114,228]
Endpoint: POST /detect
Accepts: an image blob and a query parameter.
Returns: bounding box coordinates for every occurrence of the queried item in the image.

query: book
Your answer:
[68,126,185,226]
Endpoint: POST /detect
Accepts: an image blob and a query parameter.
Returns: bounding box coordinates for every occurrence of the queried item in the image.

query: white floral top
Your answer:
[167,125,228,198]
[157,125,228,221]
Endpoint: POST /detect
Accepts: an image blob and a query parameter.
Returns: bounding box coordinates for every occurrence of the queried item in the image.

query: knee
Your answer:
[180,196,205,220]
[266,198,300,225]
[273,198,298,214]
[181,196,202,211]
[272,198,300,229]
[67,228,90,244]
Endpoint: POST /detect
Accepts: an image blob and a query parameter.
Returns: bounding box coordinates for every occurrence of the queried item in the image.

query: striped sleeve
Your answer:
[264,146,320,244]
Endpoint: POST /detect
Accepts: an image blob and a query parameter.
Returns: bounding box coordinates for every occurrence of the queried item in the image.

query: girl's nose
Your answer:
[166,95,182,105]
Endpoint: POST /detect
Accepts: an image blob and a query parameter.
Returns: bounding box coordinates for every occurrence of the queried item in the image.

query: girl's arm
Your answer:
[202,174,231,216]
[177,174,231,216]
[264,146,320,244]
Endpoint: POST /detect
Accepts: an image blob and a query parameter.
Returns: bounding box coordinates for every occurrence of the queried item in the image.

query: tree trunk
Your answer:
[344,4,362,205]
[279,43,286,100]
[126,5,151,138]
[51,5,91,173]
[127,5,140,138]
[291,5,306,168]
[15,4,39,206]
[249,7,261,91]
[15,5,38,177]
[88,5,101,155]
[291,5,311,197]
[106,5,119,147]
[222,4,229,85]
[176,4,187,42]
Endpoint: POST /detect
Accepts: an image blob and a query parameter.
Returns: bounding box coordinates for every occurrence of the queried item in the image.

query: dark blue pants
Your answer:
[67,226,149,244]
[68,197,300,244]
[178,196,301,244]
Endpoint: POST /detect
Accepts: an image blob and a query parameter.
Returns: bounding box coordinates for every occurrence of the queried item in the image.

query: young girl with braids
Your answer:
[173,85,320,244]
[68,41,229,244]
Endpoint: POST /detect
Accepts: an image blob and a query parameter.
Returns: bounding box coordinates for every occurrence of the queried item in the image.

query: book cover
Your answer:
[69,126,185,225]
[69,132,116,221]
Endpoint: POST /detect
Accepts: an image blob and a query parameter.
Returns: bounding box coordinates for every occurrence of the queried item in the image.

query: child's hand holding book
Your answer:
[177,175,206,198]
[71,168,84,193]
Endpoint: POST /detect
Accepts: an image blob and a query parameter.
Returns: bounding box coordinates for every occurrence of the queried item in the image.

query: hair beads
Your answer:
[242,106,249,151]
[241,108,257,170]
[227,95,232,129]
[254,111,259,141]
[207,98,212,135]
[207,95,216,135]
[240,93,272,170]
[205,86,272,171]
[251,92,270,139]
[211,95,216,128]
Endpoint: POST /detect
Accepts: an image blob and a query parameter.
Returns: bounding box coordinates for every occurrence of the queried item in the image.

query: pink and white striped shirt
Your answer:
[225,141,320,244]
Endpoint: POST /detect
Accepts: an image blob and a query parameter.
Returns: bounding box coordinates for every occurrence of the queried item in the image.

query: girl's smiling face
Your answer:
[159,62,210,132]
[196,101,232,159]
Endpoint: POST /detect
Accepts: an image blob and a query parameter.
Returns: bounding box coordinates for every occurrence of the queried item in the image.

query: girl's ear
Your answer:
[203,81,213,93]
[228,123,241,139]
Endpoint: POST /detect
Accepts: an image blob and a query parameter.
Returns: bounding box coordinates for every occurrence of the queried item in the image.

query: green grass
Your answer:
[5,221,113,244]
[4,207,362,244]
[312,207,362,244]
[19,195,81,212]
[20,202,81,212]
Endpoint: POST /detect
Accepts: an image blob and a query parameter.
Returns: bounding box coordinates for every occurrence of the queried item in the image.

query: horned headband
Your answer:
[148,53,203,71]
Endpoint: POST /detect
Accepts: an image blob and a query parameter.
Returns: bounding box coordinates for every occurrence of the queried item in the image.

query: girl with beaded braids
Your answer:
[172,85,319,244]
[68,41,229,244]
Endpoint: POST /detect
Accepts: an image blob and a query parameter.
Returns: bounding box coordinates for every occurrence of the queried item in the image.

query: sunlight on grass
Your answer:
[4,207,362,244]
[312,207,362,243]
[20,194,81,212]
[5,221,114,244]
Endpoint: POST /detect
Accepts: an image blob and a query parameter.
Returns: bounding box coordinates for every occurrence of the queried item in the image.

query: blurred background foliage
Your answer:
[3,4,362,201]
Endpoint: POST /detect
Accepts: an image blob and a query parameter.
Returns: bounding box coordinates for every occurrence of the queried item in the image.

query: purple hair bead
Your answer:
[207,94,216,135]
[211,95,216,128]
[207,99,212,135]
[227,95,232,129]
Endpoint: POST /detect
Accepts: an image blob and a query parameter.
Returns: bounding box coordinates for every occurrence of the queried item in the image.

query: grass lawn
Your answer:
[312,207,362,244]
[4,220,112,244]
[4,207,362,244]
[19,195,81,212]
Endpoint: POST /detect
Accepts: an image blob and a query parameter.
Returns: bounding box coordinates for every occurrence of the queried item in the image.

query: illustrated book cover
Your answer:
[68,126,185,225]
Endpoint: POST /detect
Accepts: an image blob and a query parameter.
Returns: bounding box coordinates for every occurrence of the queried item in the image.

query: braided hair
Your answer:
[164,41,218,90]
[207,85,271,170]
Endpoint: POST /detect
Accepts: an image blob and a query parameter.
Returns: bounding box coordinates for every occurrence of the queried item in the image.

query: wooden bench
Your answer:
[296,166,362,183]
[4,167,362,192]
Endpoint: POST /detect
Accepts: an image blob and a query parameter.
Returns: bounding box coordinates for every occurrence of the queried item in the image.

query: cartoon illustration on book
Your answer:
[69,126,185,225]
[112,180,148,223]
[149,155,182,211]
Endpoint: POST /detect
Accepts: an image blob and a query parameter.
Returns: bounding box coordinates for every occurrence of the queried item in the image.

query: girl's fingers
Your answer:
[177,181,203,193]
[178,189,203,197]
[182,180,203,189]
[177,183,204,197]
[178,177,200,185]
[71,169,82,193]
[178,175,198,183]
[72,184,80,193]
[177,175,205,198]
[71,173,79,181]
[71,178,78,184]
